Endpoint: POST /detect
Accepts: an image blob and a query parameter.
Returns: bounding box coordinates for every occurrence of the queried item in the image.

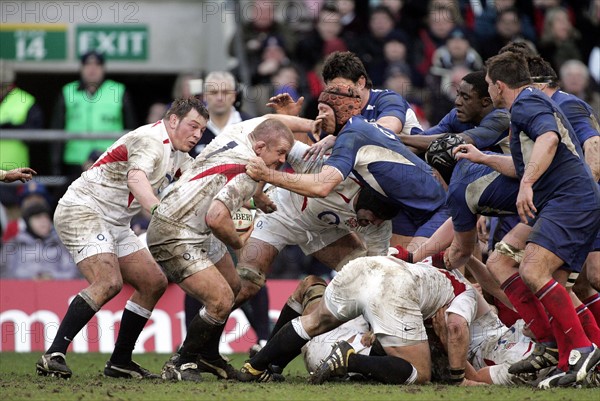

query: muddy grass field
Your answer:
[0,352,596,401]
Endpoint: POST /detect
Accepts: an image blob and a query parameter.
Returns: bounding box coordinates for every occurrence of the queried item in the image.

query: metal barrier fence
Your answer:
[1,130,126,185]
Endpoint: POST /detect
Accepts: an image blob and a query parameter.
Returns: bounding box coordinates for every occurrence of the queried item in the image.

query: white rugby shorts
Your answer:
[54,204,145,264]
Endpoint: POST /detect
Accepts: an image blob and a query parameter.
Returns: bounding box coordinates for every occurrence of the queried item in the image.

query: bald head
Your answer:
[251,118,294,169]
[251,119,293,146]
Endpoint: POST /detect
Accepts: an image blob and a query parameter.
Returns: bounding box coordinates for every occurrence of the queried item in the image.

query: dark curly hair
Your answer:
[322,51,374,89]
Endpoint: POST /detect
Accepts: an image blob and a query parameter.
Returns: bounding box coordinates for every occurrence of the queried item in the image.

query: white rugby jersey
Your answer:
[334,257,464,321]
[270,142,391,254]
[470,317,534,369]
[154,118,265,235]
[59,120,193,226]
[282,142,362,222]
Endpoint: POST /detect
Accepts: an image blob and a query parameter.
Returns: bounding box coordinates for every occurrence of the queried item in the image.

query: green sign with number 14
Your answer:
[0,24,67,61]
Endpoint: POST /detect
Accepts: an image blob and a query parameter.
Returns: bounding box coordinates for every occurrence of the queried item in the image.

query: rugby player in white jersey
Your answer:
[36,98,207,379]
[234,140,398,321]
[238,256,480,386]
[146,117,294,382]
[274,274,534,385]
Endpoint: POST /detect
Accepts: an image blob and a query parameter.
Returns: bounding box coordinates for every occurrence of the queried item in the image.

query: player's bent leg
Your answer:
[267,276,326,344]
[487,245,521,285]
[521,244,599,387]
[312,233,367,271]
[234,238,279,308]
[179,267,234,321]
[519,243,566,295]
[78,253,125,305]
[310,340,356,384]
[491,234,559,374]
[102,249,167,379]
[234,266,267,310]
[36,353,73,379]
[488,244,559,371]
[239,299,345,382]
[37,253,122,378]
[574,256,600,336]
[216,251,241,296]
[486,222,529,284]
[311,337,419,385]
[119,248,168,310]
[299,276,327,314]
[585,252,600,292]
[348,353,418,385]
[178,262,238,380]
[163,266,234,382]
[300,295,347,338]
[574,257,600,299]
[384,341,431,384]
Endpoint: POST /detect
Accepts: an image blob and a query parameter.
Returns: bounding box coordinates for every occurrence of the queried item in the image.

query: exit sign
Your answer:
[0,24,67,61]
[76,25,148,61]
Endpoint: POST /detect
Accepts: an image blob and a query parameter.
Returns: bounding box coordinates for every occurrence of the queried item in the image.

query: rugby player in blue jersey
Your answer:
[454,51,600,388]
[528,56,600,301]
[396,71,511,258]
[465,56,600,388]
[304,51,432,249]
[401,71,510,156]
[246,83,449,245]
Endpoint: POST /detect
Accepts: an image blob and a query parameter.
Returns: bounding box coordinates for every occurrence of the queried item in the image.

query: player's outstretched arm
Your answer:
[466,256,514,310]
[445,228,478,271]
[454,144,517,178]
[376,115,404,137]
[0,167,37,183]
[263,113,314,134]
[266,93,304,116]
[246,159,342,198]
[446,312,470,385]
[400,133,443,153]
[583,135,600,182]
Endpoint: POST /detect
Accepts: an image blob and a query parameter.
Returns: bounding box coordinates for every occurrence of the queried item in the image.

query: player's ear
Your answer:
[496,80,507,94]
[168,113,179,129]
[481,97,492,107]
[253,140,267,155]
[357,76,366,90]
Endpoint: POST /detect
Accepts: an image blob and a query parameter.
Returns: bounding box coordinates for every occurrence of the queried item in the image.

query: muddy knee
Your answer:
[298,275,327,311]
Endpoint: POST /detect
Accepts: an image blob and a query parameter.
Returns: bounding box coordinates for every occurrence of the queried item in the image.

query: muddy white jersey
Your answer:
[470,317,534,369]
[59,120,192,226]
[303,316,372,373]
[198,117,267,160]
[153,118,264,236]
[269,142,389,251]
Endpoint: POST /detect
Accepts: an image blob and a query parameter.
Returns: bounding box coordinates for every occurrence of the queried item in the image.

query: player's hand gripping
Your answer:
[453,144,484,164]
[303,134,335,161]
[246,157,270,182]
[253,191,277,214]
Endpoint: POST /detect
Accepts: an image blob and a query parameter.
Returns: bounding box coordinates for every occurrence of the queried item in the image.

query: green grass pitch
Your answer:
[0,352,597,401]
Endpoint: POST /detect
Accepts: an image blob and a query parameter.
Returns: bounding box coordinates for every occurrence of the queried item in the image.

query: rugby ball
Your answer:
[231,207,254,232]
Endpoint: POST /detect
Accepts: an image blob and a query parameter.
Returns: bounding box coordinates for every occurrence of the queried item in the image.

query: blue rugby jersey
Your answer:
[325,116,446,221]
[510,87,599,211]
